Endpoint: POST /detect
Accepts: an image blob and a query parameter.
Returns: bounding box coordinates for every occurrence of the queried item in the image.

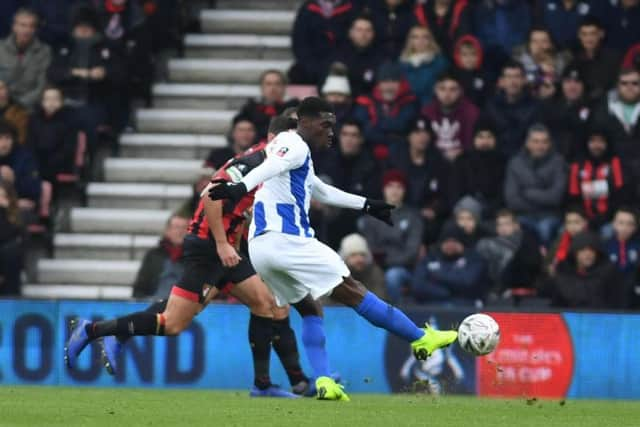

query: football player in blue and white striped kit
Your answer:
[209,97,458,401]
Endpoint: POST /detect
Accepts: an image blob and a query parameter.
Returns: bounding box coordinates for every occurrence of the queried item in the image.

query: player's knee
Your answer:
[332,277,366,307]
[162,312,192,335]
[248,291,276,318]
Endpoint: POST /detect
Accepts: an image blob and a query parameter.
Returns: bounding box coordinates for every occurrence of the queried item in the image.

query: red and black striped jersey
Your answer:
[188,142,267,245]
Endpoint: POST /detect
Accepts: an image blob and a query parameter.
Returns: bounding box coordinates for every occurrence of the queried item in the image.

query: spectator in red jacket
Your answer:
[353,62,418,155]
[422,71,479,161]
[567,125,632,233]
[545,207,589,277]
[236,70,298,140]
[452,34,491,108]
[289,0,357,84]
[413,0,472,55]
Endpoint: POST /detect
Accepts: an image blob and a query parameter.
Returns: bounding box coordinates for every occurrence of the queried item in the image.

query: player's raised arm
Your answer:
[312,176,395,226]
[208,133,306,202]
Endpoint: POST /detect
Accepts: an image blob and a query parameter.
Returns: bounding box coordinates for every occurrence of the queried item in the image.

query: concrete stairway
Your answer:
[28,2,299,300]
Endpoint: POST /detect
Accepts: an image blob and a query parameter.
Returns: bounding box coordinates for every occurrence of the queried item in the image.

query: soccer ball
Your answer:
[457,313,500,356]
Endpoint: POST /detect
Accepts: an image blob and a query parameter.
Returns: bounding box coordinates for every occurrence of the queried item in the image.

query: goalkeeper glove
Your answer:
[208,180,248,202]
[363,199,395,226]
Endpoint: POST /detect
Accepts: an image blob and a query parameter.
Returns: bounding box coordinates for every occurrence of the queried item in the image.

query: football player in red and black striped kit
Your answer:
[65,115,311,397]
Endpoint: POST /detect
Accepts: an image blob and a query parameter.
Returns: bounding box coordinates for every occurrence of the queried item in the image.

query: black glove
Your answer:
[208,180,248,202]
[363,199,395,226]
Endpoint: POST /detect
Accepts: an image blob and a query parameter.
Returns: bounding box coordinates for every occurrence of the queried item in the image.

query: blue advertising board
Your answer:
[2,299,640,399]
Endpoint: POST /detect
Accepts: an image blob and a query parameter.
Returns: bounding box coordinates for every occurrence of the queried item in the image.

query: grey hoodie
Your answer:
[358,205,423,268]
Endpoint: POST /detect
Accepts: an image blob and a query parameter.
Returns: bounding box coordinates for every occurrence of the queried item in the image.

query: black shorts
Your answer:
[172,235,255,303]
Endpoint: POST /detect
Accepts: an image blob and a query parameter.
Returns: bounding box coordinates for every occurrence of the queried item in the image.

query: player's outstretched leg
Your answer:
[231,276,300,398]
[100,299,168,375]
[65,292,199,369]
[332,277,457,360]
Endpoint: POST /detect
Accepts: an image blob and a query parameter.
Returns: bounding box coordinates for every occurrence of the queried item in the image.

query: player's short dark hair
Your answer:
[351,14,374,28]
[296,97,333,118]
[268,115,297,134]
[281,106,298,119]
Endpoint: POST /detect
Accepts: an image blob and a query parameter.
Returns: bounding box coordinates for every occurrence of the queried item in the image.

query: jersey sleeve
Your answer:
[241,132,308,191]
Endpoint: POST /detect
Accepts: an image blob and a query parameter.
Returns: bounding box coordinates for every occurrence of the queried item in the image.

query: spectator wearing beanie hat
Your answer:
[321,63,354,131]
[451,119,506,217]
[452,34,491,108]
[358,169,423,304]
[338,233,386,300]
[388,117,450,245]
[411,222,489,305]
[449,195,492,247]
[354,61,419,153]
[333,15,385,97]
[539,64,592,159]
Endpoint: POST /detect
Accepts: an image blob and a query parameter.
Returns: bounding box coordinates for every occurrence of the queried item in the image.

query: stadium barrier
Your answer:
[0,299,638,399]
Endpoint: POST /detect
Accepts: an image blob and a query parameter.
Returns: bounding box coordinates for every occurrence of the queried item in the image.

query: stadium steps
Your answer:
[184,34,291,59]
[70,208,172,234]
[199,10,294,35]
[119,133,226,159]
[168,59,290,84]
[136,109,235,133]
[35,3,298,299]
[22,284,133,299]
[104,158,205,183]
[37,259,140,285]
[54,233,157,261]
[153,83,260,110]
[215,0,301,11]
[87,183,191,210]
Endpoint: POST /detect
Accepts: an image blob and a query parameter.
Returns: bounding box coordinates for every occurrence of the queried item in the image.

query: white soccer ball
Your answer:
[457,313,500,356]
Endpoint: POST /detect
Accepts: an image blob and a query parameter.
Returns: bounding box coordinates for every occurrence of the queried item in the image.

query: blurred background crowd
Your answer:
[3,0,640,312]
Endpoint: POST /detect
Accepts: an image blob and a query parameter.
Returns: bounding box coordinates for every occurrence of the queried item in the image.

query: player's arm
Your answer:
[209,136,305,201]
[311,176,395,225]
[202,195,241,267]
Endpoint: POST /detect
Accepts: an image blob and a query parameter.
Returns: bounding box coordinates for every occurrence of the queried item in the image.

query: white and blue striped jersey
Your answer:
[248,131,316,239]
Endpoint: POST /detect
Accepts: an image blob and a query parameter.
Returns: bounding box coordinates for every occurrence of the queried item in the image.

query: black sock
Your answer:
[85,312,165,340]
[272,316,307,386]
[249,314,273,390]
[117,299,168,343]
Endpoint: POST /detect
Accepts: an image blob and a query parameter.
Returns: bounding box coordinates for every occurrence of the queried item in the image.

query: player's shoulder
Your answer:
[266,130,308,158]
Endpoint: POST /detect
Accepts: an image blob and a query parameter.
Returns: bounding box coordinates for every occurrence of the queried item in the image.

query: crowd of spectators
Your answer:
[205,0,640,311]
[4,0,640,312]
[0,1,183,295]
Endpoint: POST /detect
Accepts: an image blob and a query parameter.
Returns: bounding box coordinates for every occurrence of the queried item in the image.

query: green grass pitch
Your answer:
[1,387,639,427]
